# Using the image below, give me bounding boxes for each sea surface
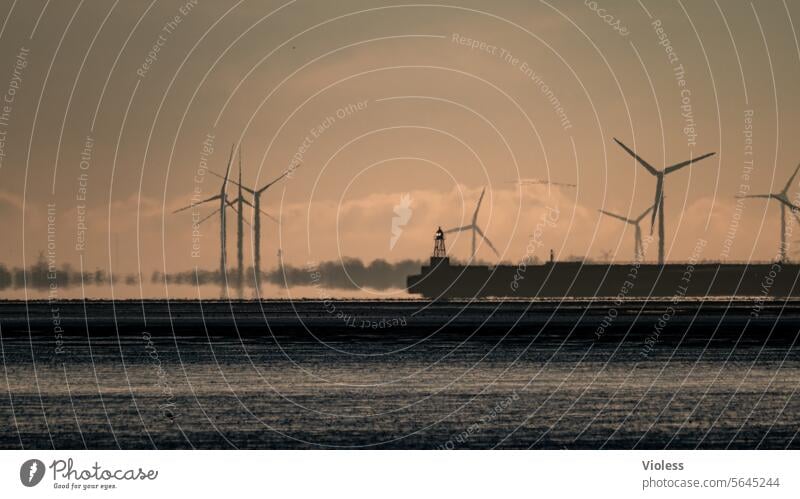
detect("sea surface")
[1,333,799,449]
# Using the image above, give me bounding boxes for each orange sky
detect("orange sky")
[2,0,800,297]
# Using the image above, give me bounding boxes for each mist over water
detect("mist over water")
[0,256,424,299]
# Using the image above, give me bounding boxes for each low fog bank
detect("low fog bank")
[0,253,636,293]
[155,258,424,291]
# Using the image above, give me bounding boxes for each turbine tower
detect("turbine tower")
[174,144,235,279]
[614,138,715,265]
[598,203,656,261]
[236,148,244,286]
[739,162,800,262]
[444,187,500,259]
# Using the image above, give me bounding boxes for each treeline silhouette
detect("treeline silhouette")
[154,258,424,291]
[0,254,424,292]
[280,258,422,290]
[0,253,139,290]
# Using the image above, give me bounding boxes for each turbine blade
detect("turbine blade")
[444,225,472,234]
[473,187,486,225]
[198,207,222,224]
[172,194,220,213]
[782,161,800,194]
[738,193,772,200]
[220,144,235,194]
[260,208,279,224]
[173,204,194,215]
[664,151,716,174]
[614,138,658,175]
[475,226,500,257]
[598,209,634,224]
[257,162,301,194]
[636,203,655,223]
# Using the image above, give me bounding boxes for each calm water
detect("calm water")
[1,335,799,449]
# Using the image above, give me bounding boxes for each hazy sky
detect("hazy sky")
[2,0,800,296]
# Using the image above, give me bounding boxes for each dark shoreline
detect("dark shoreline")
[2,298,799,343]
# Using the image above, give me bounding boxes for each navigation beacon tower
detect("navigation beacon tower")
[433,227,448,260]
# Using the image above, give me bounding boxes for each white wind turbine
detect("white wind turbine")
[444,187,499,259]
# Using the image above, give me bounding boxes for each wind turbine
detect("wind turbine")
[210,161,297,282]
[444,187,500,259]
[200,148,254,288]
[199,183,279,278]
[598,203,656,261]
[614,138,715,265]
[173,144,235,279]
[738,162,800,262]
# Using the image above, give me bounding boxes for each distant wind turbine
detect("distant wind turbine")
[738,162,800,262]
[444,187,499,259]
[174,144,235,278]
[205,146,260,286]
[598,202,656,261]
[198,188,279,270]
[210,161,298,282]
[614,138,716,265]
